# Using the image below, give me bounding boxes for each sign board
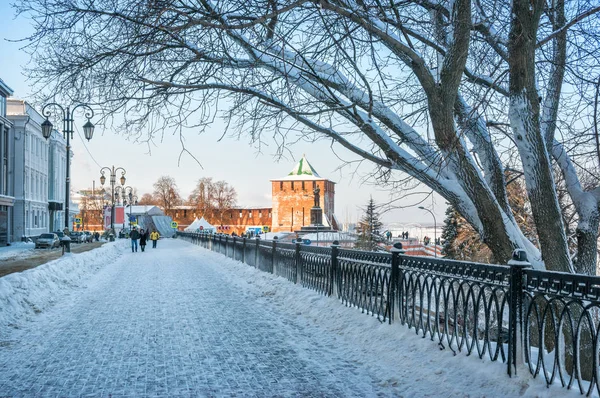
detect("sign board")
[129,216,136,222]
[74,217,82,225]
[171,221,178,229]
[303,239,311,245]
[199,226,204,230]
[262,226,269,232]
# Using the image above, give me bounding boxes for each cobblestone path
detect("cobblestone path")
[0,239,399,397]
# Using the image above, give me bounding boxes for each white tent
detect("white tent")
[184,217,216,233]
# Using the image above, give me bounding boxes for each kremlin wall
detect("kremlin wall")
[166,156,339,236]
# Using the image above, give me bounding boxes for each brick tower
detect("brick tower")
[271,156,337,233]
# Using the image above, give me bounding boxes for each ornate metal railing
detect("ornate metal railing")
[177,232,600,396]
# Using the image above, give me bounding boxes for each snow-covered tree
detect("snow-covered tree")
[16,0,600,273]
[355,198,385,251]
[441,206,459,259]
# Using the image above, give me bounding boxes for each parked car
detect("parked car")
[35,233,60,249]
[83,231,93,243]
[69,231,85,243]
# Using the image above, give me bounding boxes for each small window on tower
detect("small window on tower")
[291,181,294,190]
[239,210,242,218]
[280,181,283,190]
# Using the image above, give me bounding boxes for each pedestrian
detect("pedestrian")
[150,229,160,248]
[130,227,140,252]
[139,228,148,252]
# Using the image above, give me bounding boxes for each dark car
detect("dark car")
[35,233,60,249]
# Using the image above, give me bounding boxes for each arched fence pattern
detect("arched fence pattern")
[178,232,600,396]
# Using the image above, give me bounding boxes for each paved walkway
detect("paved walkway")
[0,239,400,397]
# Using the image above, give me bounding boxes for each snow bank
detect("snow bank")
[0,240,127,337]
[0,242,36,261]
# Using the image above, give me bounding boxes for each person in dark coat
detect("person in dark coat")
[130,227,140,252]
[139,228,148,252]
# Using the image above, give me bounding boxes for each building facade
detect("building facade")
[6,98,69,241]
[0,79,14,244]
[270,156,338,232]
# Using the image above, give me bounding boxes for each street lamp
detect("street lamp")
[41,103,95,230]
[124,188,138,231]
[99,166,126,233]
[118,186,136,231]
[418,206,437,257]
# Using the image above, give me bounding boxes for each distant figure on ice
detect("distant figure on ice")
[130,227,140,252]
[313,185,320,207]
[150,229,160,248]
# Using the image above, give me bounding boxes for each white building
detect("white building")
[0,79,14,245]
[7,99,69,240]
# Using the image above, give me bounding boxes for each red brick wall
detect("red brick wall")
[168,207,272,236]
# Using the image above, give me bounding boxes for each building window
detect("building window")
[239,210,242,218]
[280,181,283,190]
[249,211,252,218]
[291,181,294,190]
[312,181,316,189]
[302,181,305,190]
[259,210,262,217]
[269,210,272,218]
[184,209,187,217]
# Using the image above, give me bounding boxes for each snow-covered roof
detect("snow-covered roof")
[272,155,328,181]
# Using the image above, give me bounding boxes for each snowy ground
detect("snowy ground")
[0,238,579,397]
[0,241,36,261]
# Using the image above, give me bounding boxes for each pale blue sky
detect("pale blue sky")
[0,2,445,226]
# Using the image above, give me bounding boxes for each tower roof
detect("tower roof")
[289,155,321,178]
[272,155,326,181]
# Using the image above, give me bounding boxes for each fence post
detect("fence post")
[330,240,340,297]
[390,242,405,324]
[255,237,260,268]
[242,237,246,264]
[295,241,301,284]
[272,237,278,275]
[232,236,236,259]
[507,249,531,377]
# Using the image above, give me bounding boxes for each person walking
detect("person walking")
[139,228,148,252]
[150,229,160,248]
[130,227,140,252]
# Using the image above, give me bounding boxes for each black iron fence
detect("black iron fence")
[178,232,600,396]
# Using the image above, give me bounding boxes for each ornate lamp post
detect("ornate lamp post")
[99,166,126,233]
[41,103,95,229]
[122,187,137,231]
[418,206,437,257]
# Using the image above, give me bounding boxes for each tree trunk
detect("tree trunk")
[508,0,572,273]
